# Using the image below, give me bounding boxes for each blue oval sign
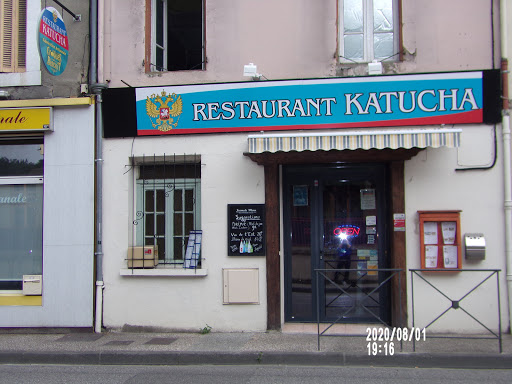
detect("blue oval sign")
[38,7,69,76]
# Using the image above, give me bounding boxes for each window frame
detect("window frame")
[135,178,201,266]
[145,0,205,73]
[338,0,400,64]
[0,137,44,292]
[0,0,40,86]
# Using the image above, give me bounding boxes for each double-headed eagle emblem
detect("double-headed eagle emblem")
[146,91,183,132]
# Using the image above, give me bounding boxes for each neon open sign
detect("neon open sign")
[333,225,361,238]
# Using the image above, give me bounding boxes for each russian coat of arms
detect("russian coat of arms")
[145,91,183,132]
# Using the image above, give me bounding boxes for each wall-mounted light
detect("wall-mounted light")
[243,63,262,80]
[368,60,383,76]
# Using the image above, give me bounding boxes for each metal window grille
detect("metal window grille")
[130,154,201,269]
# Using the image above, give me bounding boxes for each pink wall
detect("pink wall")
[100,0,499,88]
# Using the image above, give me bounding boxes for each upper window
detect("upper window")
[339,0,399,63]
[149,0,204,72]
[0,0,40,86]
[0,0,26,73]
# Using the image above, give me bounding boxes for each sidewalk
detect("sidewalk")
[0,328,511,369]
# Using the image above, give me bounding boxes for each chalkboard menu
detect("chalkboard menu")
[228,204,266,256]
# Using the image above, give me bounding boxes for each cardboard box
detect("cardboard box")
[127,246,159,268]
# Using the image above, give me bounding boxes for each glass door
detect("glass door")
[284,164,390,323]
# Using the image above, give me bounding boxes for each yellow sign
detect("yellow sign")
[0,107,52,132]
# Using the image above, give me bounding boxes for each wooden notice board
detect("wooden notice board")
[228,204,266,256]
[418,210,462,271]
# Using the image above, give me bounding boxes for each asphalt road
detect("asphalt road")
[0,364,511,384]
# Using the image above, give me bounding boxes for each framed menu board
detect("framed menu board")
[228,204,266,256]
[418,210,462,271]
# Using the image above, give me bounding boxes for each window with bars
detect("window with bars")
[132,155,201,268]
[0,0,26,73]
[339,0,398,63]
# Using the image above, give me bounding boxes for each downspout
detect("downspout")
[90,0,109,333]
[500,0,512,333]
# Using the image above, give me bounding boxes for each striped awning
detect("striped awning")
[247,128,462,154]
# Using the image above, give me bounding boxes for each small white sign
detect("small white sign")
[443,245,458,268]
[423,222,438,245]
[425,245,438,268]
[366,215,377,226]
[441,222,456,244]
[360,189,376,210]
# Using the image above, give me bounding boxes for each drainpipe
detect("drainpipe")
[90,0,109,333]
[500,0,512,333]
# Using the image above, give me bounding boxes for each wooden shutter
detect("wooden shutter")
[0,0,26,73]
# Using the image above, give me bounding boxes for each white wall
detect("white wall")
[0,105,95,327]
[405,124,507,332]
[102,133,267,332]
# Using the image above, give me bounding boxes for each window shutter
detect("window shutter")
[0,0,14,72]
[16,0,26,71]
[0,0,26,73]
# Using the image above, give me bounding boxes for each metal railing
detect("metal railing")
[315,268,404,351]
[410,269,502,353]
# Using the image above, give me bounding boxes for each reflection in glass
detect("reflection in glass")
[0,184,43,284]
[322,180,380,322]
[0,141,44,177]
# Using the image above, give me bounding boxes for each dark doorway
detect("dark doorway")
[283,164,390,323]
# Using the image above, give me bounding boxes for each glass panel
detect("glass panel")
[374,32,394,59]
[137,164,201,180]
[185,212,194,235]
[156,0,164,47]
[145,237,154,245]
[373,0,393,32]
[145,213,154,235]
[157,237,165,261]
[185,189,194,211]
[174,237,183,260]
[156,48,164,71]
[145,190,154,212]
[343,0,363,33]
[0,141,44,177]
[290,185,312,320]
[156,214,165,236]
[174,189,182,211]
[174,213,182,235]
[322,179,380,322]
[156,189,165,212]
[344,34,364,60]
[0,184,43,284]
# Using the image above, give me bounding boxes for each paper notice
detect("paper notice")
[425,245,438,268]
[360,189,376,210]
[368,261,378,276]
[423,222,438,245]
[441,222,456,245]
[366,216,377,226]
[443,246,458,268]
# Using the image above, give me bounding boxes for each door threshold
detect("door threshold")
[282,323,382,335]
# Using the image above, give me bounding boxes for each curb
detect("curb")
[1,350,512,368]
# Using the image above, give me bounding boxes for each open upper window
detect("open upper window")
[339,0,399,63]
[146,0,204,72]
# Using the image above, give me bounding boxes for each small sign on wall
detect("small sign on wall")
[393,213,406,232]
[228,204,266,256]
